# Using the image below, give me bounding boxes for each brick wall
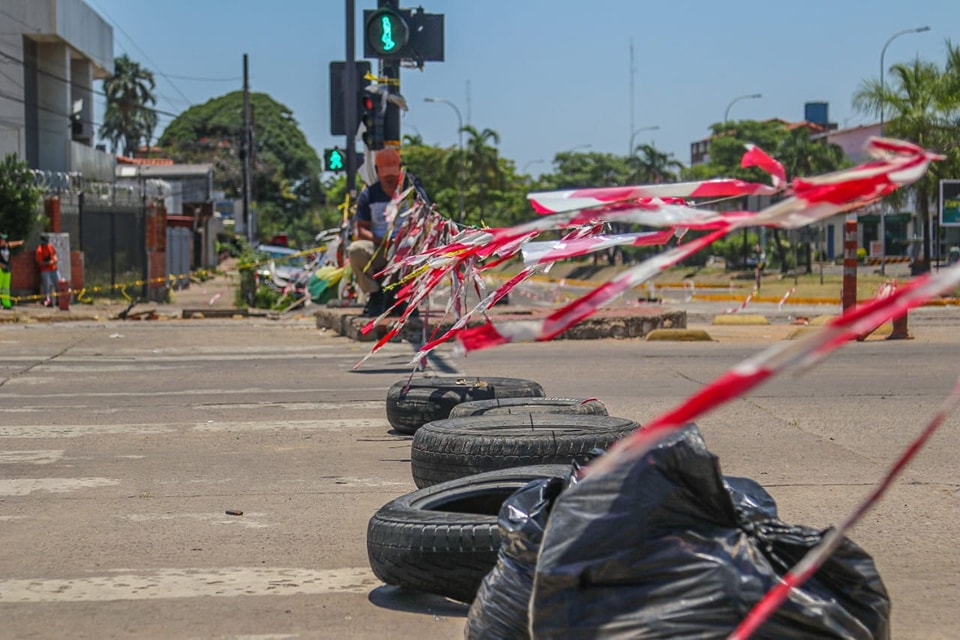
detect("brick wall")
[145,204,168,302]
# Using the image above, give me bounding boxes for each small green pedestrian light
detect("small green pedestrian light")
[365,9,409,57]
[380,15,396,51]
[324,148,345,172]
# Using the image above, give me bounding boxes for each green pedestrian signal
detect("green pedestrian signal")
[324,148,345,172]
[365,9,409,57]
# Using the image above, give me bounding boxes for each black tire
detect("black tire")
[448,396,608,419]
[411,414,638,488]
[385,376,545,435]
[366,465,570,603]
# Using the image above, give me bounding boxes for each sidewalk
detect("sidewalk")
[0,262,247,324]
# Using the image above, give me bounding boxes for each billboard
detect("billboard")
[940,179,960,227]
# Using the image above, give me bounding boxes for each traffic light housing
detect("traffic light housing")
[323,148,345,173]
[359,89,382,150]
[364,7,409,58]
[363,7,444,64]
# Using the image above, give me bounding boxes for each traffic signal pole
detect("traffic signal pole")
[382,59,401,147]
[344,0,358,196]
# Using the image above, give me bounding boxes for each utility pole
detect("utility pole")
[241,53,253,244]
[380,0,401,147]
[628,38,635,156]
[344,0,358,197]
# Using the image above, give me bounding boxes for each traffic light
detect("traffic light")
[359,89,382,150]
[323,148,345,172]
[364,7,409,57]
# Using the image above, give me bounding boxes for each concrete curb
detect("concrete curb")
[711,314,770,326]
[645,328,713,342]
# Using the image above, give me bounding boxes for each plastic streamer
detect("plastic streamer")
[729,374,960,639]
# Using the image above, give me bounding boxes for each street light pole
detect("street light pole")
[724,93,762,126]
[724,94,761,267]
[628,125,660,158]
[879,26,930,275]
[424,97,465,223]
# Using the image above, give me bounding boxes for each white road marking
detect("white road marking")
[2,419,388,438]
[0,450,64,464]
[0,387,388,400]
[0,567,378,602]
[1,424,176,438]
[0,477,119,496]
[326,476,407,488]
[120,512,271,529]
[191,401,384,412]
[192,419,386,432]
[0,401,383,414]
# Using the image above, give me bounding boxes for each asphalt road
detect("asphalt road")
[1,313,958,638]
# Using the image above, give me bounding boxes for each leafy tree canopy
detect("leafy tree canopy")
[0,153,41,243]
[158,92,324,245]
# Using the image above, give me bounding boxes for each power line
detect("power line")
[161,73,242,82]
[0,9,40,32]
[0,49,182,119]
[84,0,194,109]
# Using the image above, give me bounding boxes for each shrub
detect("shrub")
[0,154,41,242]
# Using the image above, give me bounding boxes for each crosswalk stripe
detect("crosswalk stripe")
[2,419,388,438]
[0,450,64,464]
[0,567,378,602]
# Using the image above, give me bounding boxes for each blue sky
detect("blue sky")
[89,0,960,176]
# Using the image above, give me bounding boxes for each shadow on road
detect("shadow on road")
[368,585,470,617]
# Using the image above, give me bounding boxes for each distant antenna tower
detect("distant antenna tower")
[629,38,635,156]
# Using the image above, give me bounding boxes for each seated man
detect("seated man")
[348,148,404,317]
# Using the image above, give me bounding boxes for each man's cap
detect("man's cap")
[374,148,401,176]
[0,232,7,239]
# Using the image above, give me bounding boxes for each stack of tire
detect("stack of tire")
[367,375,639,603]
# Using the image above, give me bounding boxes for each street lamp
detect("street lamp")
[724,94,761,267]
[628,125,660,157]
[879,26,930,275]
[723,93,762,125]
[424,97,465,223]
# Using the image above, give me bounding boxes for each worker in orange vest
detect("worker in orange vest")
[35,234,59,307]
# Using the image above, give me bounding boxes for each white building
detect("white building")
[0,0,115,180]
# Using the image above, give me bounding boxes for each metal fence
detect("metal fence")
[80,188,147,298]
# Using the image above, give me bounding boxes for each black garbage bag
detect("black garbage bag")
[466,463,787,639]
[530,423,891,640]
[465,475,567,640]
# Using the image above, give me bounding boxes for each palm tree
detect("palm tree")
[853,43,960,270]
[630,143,682,184]
[99,55,158,157]
[461,125,501,223]
[776,126,847,179]
[774,126,849,272]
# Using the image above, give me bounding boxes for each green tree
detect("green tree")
[461,125,502,224]
[99,55,158,157]
[0,153,41,242]
[693,119,788,182]
[537,151,632,190]
[159,92,324,246]
[775,125,848,179]
[630,143,683,183]
[853,41,960,269]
